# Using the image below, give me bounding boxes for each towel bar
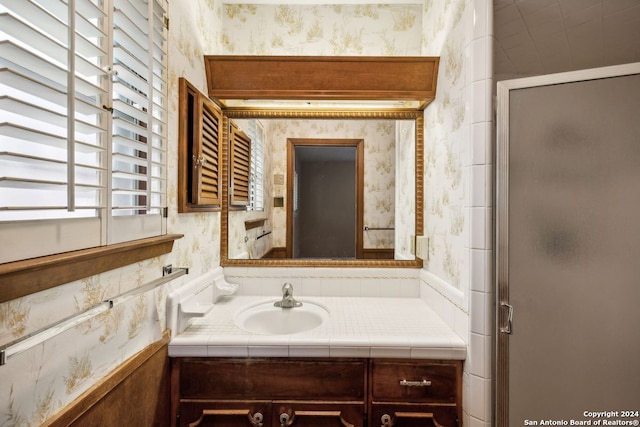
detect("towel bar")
[0,266,188,365]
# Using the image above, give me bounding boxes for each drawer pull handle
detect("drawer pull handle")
[381,412,444,427]
[400,379,432,387]
[279,412,293,427]
[249,411,264,427]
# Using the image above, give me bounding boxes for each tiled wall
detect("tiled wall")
[421,0,494,426]
[224,267,420,299]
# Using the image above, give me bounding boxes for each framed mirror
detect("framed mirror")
[220,110,424,268]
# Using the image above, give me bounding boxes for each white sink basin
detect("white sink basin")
[234,300,329,335]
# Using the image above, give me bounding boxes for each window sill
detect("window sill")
[0,234,183,303]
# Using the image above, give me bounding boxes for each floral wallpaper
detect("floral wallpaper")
[422,0,469,291]
[0,0,483,424]
[395,120,416,260]
[220,4,422,56]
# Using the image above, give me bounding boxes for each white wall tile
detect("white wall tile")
[471,165,489,207]
[472,79,493,123]
[470,290,488,335]
[473,0,491,40]
[300,277,324,296]
[471,122,489,165]
[472,37,490,81]
[470,207,493,250]
[469,332,493,378]
[401,279,420,297]
[339,279,362,297]
[321,280,342,296]
[469,375,492,421]
[470,248,491,292]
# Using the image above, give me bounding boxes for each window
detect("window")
[247,119,264,211]
[0,0,168,264]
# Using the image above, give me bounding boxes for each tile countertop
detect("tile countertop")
[168,296,467,360]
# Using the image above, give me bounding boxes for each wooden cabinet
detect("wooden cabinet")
[171,358,462,427]
[172,358,366,427]
[369,360,462,427]
[178,77,223,213]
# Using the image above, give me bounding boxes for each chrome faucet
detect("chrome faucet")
[274,283,302,308]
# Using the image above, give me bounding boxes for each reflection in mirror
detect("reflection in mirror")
[290,140,361,259]
[223,112,422,267]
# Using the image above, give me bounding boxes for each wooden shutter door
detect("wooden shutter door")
[229,122,251,207]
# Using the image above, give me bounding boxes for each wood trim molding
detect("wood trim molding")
[204,56,439,109]
[223,258,422,268]
[0,234,183,303]
[220,116,230,265]
[415,115,424,237]
[220,110,423,269]
[285,138,364,259]
[226,110,422,120]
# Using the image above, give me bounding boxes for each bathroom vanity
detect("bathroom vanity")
[171,357,462,427]
[167,285,466,427]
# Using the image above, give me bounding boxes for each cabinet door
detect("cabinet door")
[179,401,270,427]
[370,404,457,427]
[274,402,364,427]
[178,77,223,213]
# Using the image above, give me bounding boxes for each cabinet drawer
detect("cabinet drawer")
[273,402,364,427]
[370,360,459,403]
[370,403,458,427]
[179,400,271,427]
[179,358,366,400]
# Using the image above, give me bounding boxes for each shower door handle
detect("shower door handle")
[500,302,513,334]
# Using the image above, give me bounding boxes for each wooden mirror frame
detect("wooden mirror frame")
[220,109,423,268]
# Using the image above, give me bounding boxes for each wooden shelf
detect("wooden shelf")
[204,56,439,110]
[244,218,267,230]
[0,234,183,303]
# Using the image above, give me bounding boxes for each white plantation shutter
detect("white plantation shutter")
[109,0,167,242]
[247,119,264,211]
[0,0,168,263]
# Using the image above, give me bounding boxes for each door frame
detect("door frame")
[286,138,364,259]
[495,62,640,426]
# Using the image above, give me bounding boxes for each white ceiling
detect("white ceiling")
[494,0,640,80]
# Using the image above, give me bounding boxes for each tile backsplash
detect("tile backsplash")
[223,267,420,298]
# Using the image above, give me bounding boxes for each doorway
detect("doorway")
[286,138,364,259]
